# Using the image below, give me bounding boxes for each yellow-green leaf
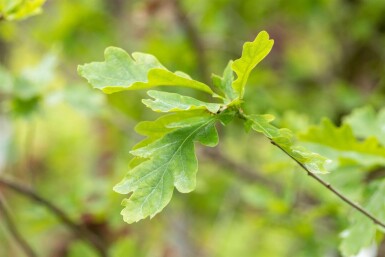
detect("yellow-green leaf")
[0,0,46,21]
[232,31,274,98]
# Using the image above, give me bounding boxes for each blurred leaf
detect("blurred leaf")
[111,238,140,257]
[0,66,13,94]
[78,47,214,95]
[21,54,57,87]
[3,54,58,117]
[300,118,385,169]
[68,241,98,257]
[232,31,274,98]
[11,95,40,117]
[344,106,385,146]
[340,180,385,256]
[0,0,46,21]
[13,55,57,99]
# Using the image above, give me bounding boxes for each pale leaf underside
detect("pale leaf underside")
[142,90,222,113]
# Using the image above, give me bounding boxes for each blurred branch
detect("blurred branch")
[270,140,385,230]
[170,0,210,83]
[0,197,37,257]
[23,122,36,186]
[201,147,282,193]
[365,168,385,183]
[0,177,109,257]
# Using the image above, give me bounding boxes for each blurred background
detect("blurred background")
[1,0,385,256]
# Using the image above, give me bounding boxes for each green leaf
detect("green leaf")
[114,114,219,223]
[212,61,237,102]
[78,47,214,95]
[127,112,214,183]
[299,118,385,169]
[132,111,206,149]
[142,90,222,113]
[340,180,385,256]
[231,31,274,98]
[246,114,278,138]
[0,0,46,21]
[344,106,385,146]
[247,114,327,173]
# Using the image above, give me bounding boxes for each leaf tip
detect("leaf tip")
[104,46,122,55]
[77,64,84,76]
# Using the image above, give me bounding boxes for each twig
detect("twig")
[171,0,210,83]
[0,197,37,257]
[0,177,108,257]
[270,140,385,229]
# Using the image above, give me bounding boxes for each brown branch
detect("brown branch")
[171,0,210,83]
[0,177,108,257]
[0,197,37,257]
[270,140,385,229]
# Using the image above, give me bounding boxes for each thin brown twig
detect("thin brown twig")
[0,177,108,257]
[235,105,385,228]
[171,0,210,83]
[0,197,37,257]
[270,140,385,229]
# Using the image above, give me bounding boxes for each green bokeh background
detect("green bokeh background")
[1,0,385,256]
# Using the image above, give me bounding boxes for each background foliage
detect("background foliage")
[1,0,385,256]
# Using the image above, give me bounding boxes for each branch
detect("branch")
[201,147,282,193]
[0,197,37,257]
[171,0,210,83]
[270,140,385,230]
[0,177,108,257]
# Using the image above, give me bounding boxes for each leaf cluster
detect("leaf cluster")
[79,31,327,223]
